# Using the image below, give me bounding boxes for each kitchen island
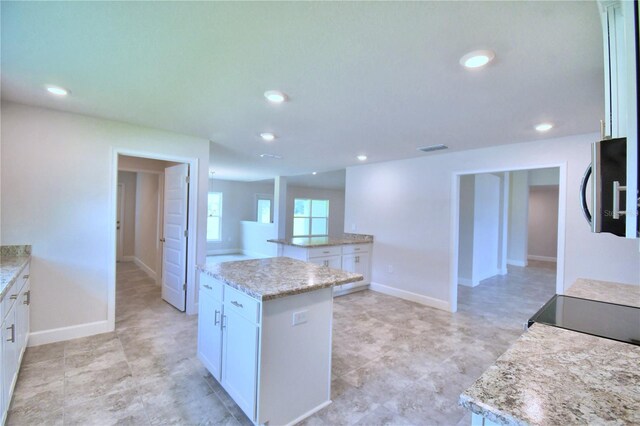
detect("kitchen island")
[268,233,373,295]
[197,257,363,426]
[459,279,640,425]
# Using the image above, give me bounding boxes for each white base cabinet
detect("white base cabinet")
[198,272,333,426]
[277,243,372,296]
[1,262,31,424]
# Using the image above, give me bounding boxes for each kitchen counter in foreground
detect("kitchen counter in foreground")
[460,279,640,425]
[198,256,363,301]
[0,245,31,300]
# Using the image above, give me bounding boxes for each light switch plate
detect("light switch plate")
[292,310,308,326]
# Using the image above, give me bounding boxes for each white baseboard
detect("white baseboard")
[458,277,477,287]
[370,282,450,312]
[120,256,135,262]
[133,257,156,280]
[528,255,557,262]
[28,320,112,347]
[499,267,508,275]
[207,248,242,256]
[507,259,527,267]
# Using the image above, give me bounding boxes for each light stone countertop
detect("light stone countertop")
[460,279,640,425]
[1,246,31,301]
[460,323,640,426]
[268,233,373,248]
[198,257,363,301]
[566,278,640,308]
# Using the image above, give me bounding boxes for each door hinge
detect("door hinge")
[183,283,187,291]
[184,229,188,238]
[185,175,190,184]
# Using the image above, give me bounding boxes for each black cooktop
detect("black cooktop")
[528,295,640,346]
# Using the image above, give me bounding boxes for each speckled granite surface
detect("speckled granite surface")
[198,257,363,301]
[566,278,640,308]
[1,245,31,300]
[460,323,640,425]
[268,234,373,248]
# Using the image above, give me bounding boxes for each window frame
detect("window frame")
[292,198,330,237]
[207,191,223,242]
[255,194,273,224]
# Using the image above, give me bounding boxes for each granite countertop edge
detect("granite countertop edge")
[197,262,363,301]
[0,256,31,301]
[267,238,373,248]
[459,392,527,426]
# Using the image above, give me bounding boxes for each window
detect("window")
[293,198,329,237]
[257,198,272,224]
[207,192,222,241]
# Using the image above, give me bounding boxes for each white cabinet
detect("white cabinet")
[308,255,342,269]
[1,262,30,423]
[599,0,638,237]
[197,282,223,381]
[197,271,334,426]
[341,252,371,293]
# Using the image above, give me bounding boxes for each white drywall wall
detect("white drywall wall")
[528,186,559,260]
[508,170,529,267]
[528,167,560,186]
[457,175,475,284]
[472,174,501,283]
[344,132,640,311]
[241,221,278,258]
[134,172,159,275]
[0,102,209,339]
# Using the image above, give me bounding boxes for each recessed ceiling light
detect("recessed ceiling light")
[460,50,495,69]
[45,85,69,96]
[264,90,287,103]
[260,132,276,142]
[535,123,553,132]
[357,155,368,161]
[259,153,283,159]
[312,172,317,175]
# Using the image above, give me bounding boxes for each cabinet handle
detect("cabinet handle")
[24,290,30,306]
[160,238,166,242]
[231,300,243,308]
[323,260,329,267]
[221,315,227,329]
[6,324,15,343]
[203,284,213,290]
[214,309,221,326]
[356,256,359,263]
[9,294,18,300]
[23,274,30,279]
[612,181,627,219]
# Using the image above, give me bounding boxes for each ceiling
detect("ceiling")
[1,1,604,181]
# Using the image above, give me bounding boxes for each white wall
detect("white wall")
[117,171,136,258]
[134,172,159,275]
[345,133,640,311]
[528,186,559,260]
[207,179,274,254]
[286,186,345,238]
[528,167,560,186]
[241,221,278,258]
[507,170,529,267]
[0,102,209,341]
[472,174,501,283]
[457,175,475,284]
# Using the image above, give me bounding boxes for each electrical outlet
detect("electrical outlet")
[388,264,394,273]
[292,310,308,326]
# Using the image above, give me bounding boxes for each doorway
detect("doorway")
[110,152,199,329]
[450,165,566,313]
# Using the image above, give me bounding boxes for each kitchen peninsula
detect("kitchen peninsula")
[459,279,640,425]
[197,257,363,426]
[268,233,373,295]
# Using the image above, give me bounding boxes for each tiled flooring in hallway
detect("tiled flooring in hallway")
[8,261,556,425]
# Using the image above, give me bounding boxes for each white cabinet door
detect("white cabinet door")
[2,305,17,414]
[309,255,342,269]
[197,290,223,381]
[17,279,30,353]
[221,309,258,421]
[354,252,371,284]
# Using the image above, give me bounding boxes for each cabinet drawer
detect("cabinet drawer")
[200,273,223,301]
[1,263,28,322]
[308,246,342,258]
[224,285,261,324]
[342,244,370,255]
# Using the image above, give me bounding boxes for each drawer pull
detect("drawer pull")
[214,310,221,326]
[6,324,15,343]
[24,290,31,306]
[203,284,213,290]
[323,250,330,254]
[9,294,18,300]
[23,274,30,279]
[231,300,243,308]
[354,248,360,251]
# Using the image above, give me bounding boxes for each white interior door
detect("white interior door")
[116,183,124,262]
[162,164,189,311]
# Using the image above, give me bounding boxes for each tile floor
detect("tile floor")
[7,260,556,425]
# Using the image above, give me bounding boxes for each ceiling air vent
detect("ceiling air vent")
[417,144,448,153]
